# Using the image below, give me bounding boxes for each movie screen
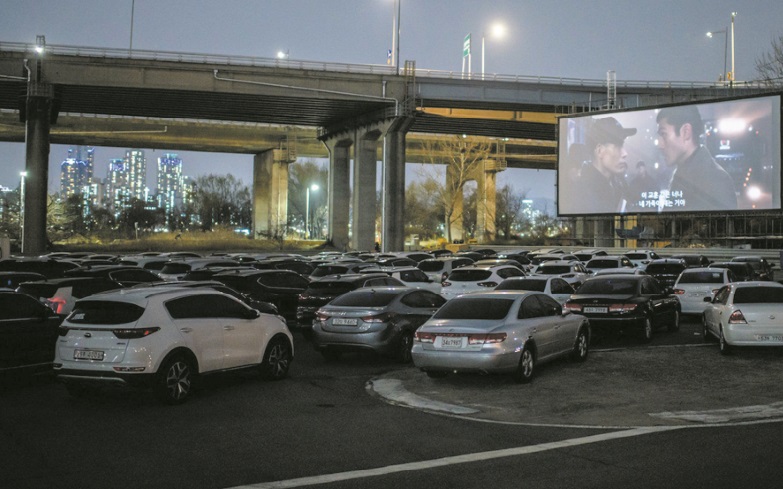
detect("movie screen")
[557,94,781,216]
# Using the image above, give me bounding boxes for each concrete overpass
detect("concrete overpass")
[0,41,754,253]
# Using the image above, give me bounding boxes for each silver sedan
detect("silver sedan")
[702,281,783,355]
[411,291,590,383]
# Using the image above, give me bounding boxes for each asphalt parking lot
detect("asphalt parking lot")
[370,317,783,428]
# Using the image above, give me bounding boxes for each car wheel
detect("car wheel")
[640,317,653,343]
[426,370,448,379]
[667,310,680,332]
[154,355,194,405]
[398,331,415,363]
[570,326,589,362]
[513,346,535,384]
[260,336,292,380]
[719,327,732,355]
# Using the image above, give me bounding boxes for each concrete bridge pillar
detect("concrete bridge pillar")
[380,122,412,252]
[352,129,381,251]
[475,163,497,243]
[324,138,351,250]
[253,149,292,239]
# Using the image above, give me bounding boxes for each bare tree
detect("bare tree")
[755,34,783,87]
[417,136,492,242]
[495,184,527,239]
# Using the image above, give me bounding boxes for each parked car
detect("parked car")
[54,287,293,404]
[16,277,123,317]
[309,262,379,280]
[494,276,575,305]
[312,287,446,362]
[63,265,163,287]
[0,257,80,278]
[441,264,526,300]
[574,249,607,263]
[644,258,688,289]
[417,256,475,283]
[709,261,756,282]
[252,258,315,276]
[593,268,648,276]
[0,290,63,377]
[117,255,171,272]
[212,269,309,323]
[584,255,635,274]
[533,260,589,288]
[565,274,680,342]
[672,267,733,315]
[670,254,711,268]
[295,273,405,334]
[0,271,46,290]
[157,258,246,281]
[360,266,442,293]
[730,256,775,281]
[702,282,783,355]
[623,250,662,269]
[412,291,590,383]
[131,280,280,316]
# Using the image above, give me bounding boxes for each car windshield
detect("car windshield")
[160,263,190,274]
[537,266,571,275]
[733,287,783,303]
[678,271,725,284]
[447,269,492,282]
[68,300,145,325]
[417,261,445,272]
[495,279,546,292]
[578,278,638,295]
[311,266,349,277]
[645,264,684,274]
[306,282,355,295]
[433,297,513,320]
[625,253,648,260]
[587,259,619,269]
[330,290,397,307]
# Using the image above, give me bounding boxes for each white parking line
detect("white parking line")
[227,426,680,489]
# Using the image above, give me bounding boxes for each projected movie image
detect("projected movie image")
[557,94,782,216]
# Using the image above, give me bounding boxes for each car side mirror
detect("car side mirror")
[245,308,261,320]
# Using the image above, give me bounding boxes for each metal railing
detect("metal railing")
[2,41,772,91]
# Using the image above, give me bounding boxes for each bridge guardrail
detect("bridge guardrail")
[2,41,770,91]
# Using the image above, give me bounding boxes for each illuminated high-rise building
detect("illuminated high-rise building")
[125,149,147,201]
[156,153,183,217]
[108,158,132,216]
[59,146,94,197]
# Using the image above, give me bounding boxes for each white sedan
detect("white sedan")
[494,276,575,305]
[702,282,783,355]
[411,291,590,383]
[533,260,589,288]
[673,267,732,314]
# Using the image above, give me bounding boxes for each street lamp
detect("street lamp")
[305,184,319,239]
[482,23,505,79]
[706,28,728,82]
[276,50,289,60]
[19,171,27,254]
[730,11,737,84]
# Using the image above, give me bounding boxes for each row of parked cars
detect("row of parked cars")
[2,247,782,404]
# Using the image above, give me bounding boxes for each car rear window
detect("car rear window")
[578,278,638,295]
[17,282,60,298]
[306,282,355,295]
[433,297,513,320]
[447,269,492,282]
[330,290,397,307]
[495,279,546,292]
[587,259,619,269]
[417,261,445,272]
[311,265,349,277]
[678,271,725,284]
[537,265,571,275]
[625,253,648,260]
[67,301,145,324]
[160,263,191,274]
[733,287,783,303]
[645,264,685,274]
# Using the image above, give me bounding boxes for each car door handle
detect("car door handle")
[223,325,235,331]
[180,327,193,333]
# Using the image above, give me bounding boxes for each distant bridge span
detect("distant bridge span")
[0,41,758,253]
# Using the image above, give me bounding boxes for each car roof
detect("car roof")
[311,272,390,283]
[76,286,220,306]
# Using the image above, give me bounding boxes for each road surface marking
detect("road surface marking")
[650,401,783,423]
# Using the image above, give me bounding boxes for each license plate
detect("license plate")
[755,335,783,342]
[438,336,465,348]
[332,318,358,326]
[583,307,608,313]
[74,349,104,361]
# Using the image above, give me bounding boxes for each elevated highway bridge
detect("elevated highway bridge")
[0,41,759,253]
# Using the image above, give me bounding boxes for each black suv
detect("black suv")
[295,273,405,335]
[213,269,310,323]
[644,258,687,288]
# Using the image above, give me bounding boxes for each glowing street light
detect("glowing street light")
[305,184,319,239]
[706,28,728,82]
[482,23,506,79]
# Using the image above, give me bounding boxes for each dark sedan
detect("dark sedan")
[0,290,63,377]
[565,274,680,342]
[213,269,310,323]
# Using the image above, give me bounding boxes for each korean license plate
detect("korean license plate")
[437,336,465,349]
[755,335,783,342]
[583,307,608,313]
[74,349,104,361]
[332,318,358,326]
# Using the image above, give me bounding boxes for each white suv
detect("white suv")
[441,264,525,299]
[54,287,293,404]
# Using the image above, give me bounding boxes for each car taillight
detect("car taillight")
[564,303,582,312]
[415,331,436,343]
[478,281,498,288]
[728,310,747,324]
[468,333,506,345]
[45,297,67,315]
[673,289,685,295]
[112,327,160,339]
[362,312,393,323]
[609,304,637,313]
[315,311,329,321]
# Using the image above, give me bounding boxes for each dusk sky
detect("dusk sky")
[1,0,781,205]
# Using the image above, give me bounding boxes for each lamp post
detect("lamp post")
[730,11,737,85]
[392,0,401,74]
[19,171,26,254]
[706,28,728,82]
[481,23,505,80]
[305,184,319,239]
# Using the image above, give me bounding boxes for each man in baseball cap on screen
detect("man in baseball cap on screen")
[577,117,637,213]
